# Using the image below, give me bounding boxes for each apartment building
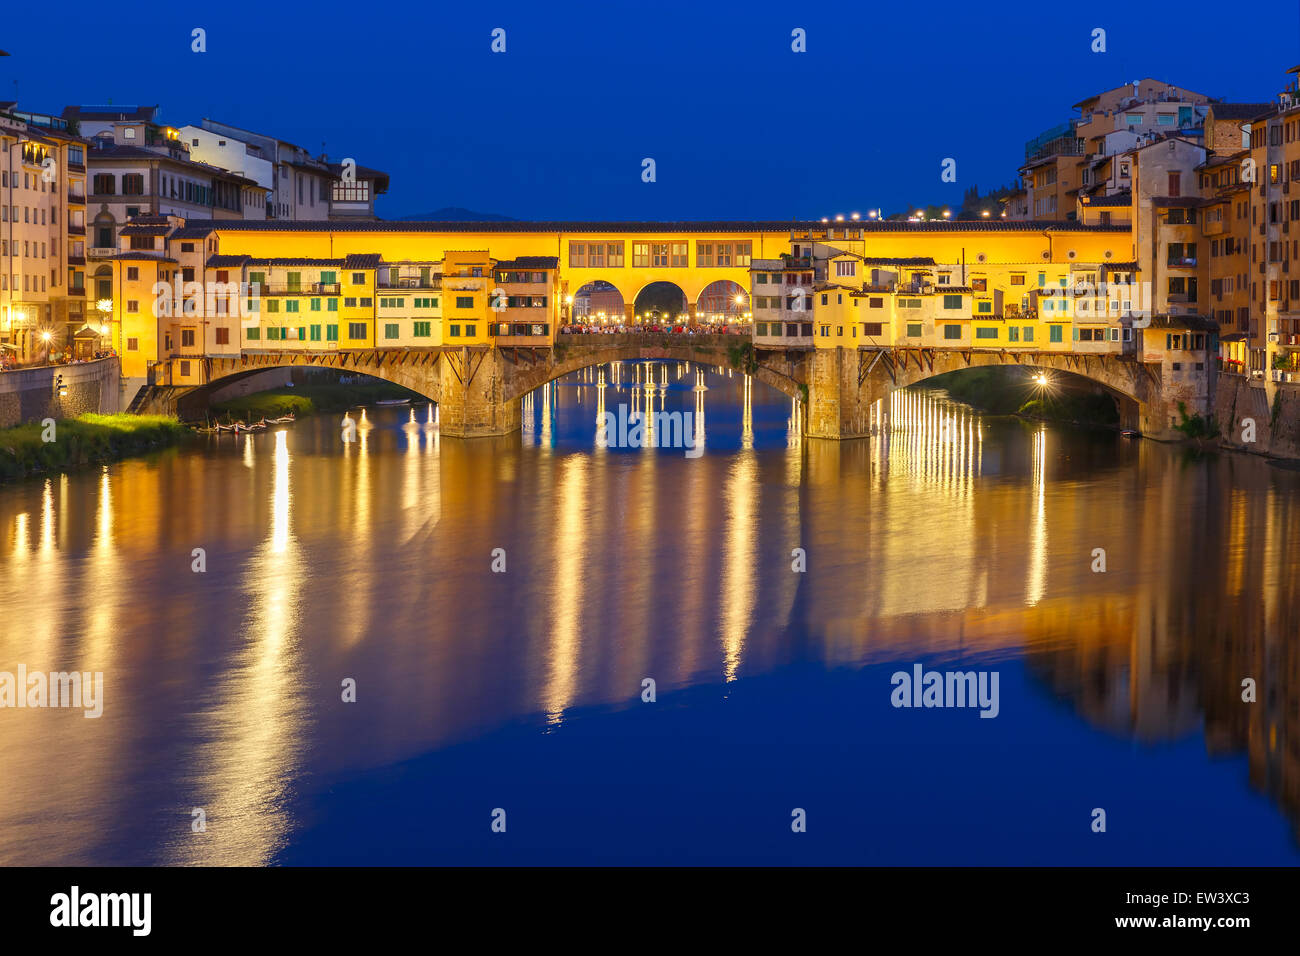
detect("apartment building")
[751,238,1138,356]
[182,119,389,221]
[0,104,93,363]
[1245,68,1300,381]
[1021,79,1213,223]
[490,257,560,346]
[66,106,269,256]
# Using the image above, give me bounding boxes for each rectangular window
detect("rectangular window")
[1049,325,1063,343]
[943,294,963,310]
[607,243,624,267]
[326,324,339,340]
[906,323,922,337]
[449,324,461,337]
[569,242,586,268]
[286,300,299,313]
[327,299,338,312]
[384,323,399,339]
[943,324,962,340]
[835,260,856,277]
[632,242,651,268]
[310,325,322,341]
[1023,327,1033,342]
[1008,327,1019,342]
[456,296,473,309]
[181,329,195,347]
[465,324,476,337]
[975,327,998,339]
[245,328,259,341]
[695,242,712,268]
[348,322,366,339]
[310,298,321,311]
[413,321,431,337]
[670,242,688,268]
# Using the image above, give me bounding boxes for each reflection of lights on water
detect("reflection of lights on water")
[1026,426,1048,606]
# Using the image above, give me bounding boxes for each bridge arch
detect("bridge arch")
[848,348,1153,435]
[569,279,629,325]
[695,279,748,321]
[631,281,689,324]
[506,335,804,404]
[162,351,446,420]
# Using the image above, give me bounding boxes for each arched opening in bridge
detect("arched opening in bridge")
[570,280,626,326]
[695,279,750,324]
[632,282,688,326]
[175,365,431,423]
[916,365,1125,426]
[519,357,801,446]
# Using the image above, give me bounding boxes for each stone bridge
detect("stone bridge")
[147,333,1185,439]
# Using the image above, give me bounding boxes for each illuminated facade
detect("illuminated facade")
[0,105,90,364]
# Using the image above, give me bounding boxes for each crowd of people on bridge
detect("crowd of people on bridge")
[558,322,751,336]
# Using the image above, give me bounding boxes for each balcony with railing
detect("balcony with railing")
[67,190,85,205]
[377,277,442,291]
[257,282,341,295]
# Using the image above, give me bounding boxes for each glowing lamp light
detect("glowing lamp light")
[40,331,51,343]
[851,212,860,220]
[981,210,991,217]
[942,210,951,219]
[1034,374,1049,386]
[734,293,745,304]
[835,214,845,222]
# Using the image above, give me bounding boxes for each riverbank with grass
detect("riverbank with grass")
[923,367,1120,427]
[208,381,422,423]
[0,414,192,483]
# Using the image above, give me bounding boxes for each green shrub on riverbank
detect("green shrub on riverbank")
[1018,392,1120,426]
[0,414,191,482]
[209,382,418,421]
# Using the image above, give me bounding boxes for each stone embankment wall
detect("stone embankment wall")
[0,359,121,427]
[1214,376,1300,459]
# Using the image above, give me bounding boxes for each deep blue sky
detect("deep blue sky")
[6,1,1299,220]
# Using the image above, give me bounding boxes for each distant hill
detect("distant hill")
[390,207,516,222]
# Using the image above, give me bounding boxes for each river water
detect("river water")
[1,361,1297,865]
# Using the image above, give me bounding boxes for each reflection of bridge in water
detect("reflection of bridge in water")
[4,375,1297,860]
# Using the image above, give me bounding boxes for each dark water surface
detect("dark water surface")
[1,362,1298,865]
